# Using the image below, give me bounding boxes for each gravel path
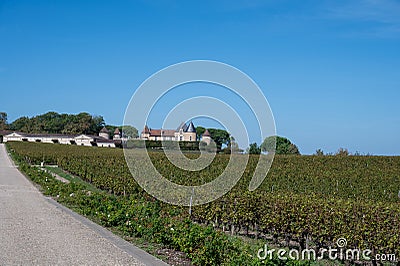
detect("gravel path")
[0,143,168,266]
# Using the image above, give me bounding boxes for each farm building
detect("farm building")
[2,126,120,148]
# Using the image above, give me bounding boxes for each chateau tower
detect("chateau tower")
[201,129,211,145]
[99,126,109,139]
[113,128,121,140]
[185,121,197,142]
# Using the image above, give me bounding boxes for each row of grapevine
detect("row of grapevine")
[7,142,400,257]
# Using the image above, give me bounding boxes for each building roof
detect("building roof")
[114,128,120,134]
[202,129,211,137]
[4,132,27,137]
[75,134,95,140]
[4,131,78,138]
[147,129,176,137]
[93,136,115,143]
[0,130,12,136]
[141,122,197,137]
[100,127,109,133]
[149,129,161,136]
[186,121,196,133]
[161,129,176,137]
[176,122,188,132]
[143,125,150,134]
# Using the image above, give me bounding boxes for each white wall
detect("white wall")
[3,133,23,142]
[97,142,116,148]
[74,135,93,146]
[3,133,119,148]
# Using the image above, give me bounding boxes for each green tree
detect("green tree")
[230,140,243,153]
[335,148,349,156]
[89,115,105,135]
[207,128,230,151]
[105,125,138,139]
[40,112,63,133]
[315,149,324,156]
[0,112,7,130]
[77,112,92,134]
[222,137,243,154]
[60,112,104,135]
[196,127,230,151]
[196,126,205,141]
[10,116,31,132]
[261,136,300,155]
[247,142,261,154]
[10,112,105,135]
[61,113,90,134]
[121,125,138,138]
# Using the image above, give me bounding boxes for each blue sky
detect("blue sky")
[0,0,399,154]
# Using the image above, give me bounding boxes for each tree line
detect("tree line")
[1,111,301,154]
[248,135,300,155]
[196,126,300,155]
[4,111,105,135]
[0,111,138,138]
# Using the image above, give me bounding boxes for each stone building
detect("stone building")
[140,121,197,142]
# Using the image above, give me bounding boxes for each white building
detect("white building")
[2,128,116,148]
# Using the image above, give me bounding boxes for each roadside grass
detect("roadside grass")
[43,166,185,264]
[44,166,102,192]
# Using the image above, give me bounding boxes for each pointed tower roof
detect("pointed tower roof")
[186,121,196,133]
[143,125,150,133]
[176,122,188,132]
[202,129,210,137]
[114,128,120,135]
[100,126,109,133]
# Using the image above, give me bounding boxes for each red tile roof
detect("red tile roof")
[100,127,109,133]
[202,129,211,137]
[149,129,176,137]
[143,125,150,133]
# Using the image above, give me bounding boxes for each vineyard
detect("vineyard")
[7,142,400,264]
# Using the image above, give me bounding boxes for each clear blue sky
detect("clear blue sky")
[0,0,399,155]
